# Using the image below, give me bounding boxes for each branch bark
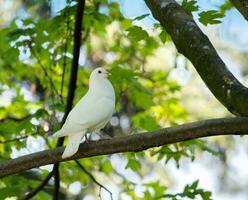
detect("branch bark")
[62,0,85,122]
[145,0,248,116]
[1,117,248,178]
[230,0,248,20]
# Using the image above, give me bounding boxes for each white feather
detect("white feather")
[54,67,115,158]
[61,131,85,159]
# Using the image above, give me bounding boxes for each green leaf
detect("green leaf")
[33,108,48,118]
[163,180,212,200]
[145,181,167,198]
[121,19,132,29]
[109,2,123,19]
[127,26,149,41]
[132,113,160,131]
[182,0,199,16]
[100,159,113,175]
[199,10,225,26]
[159,30,167,44]
[125,158,141,171]
[134,13,150,21]
[0,186,23,199]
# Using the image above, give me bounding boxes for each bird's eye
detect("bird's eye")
[98,70,102,74]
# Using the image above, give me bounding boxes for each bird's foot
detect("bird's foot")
[84,134,90,143]
[98,131,113,140]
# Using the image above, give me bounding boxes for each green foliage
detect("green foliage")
[125,157,141,171]
[127,26,149,41]
[164,180,212,200]
[132,112,161,131]
[0,175,28,199]
[144,181,167,198]
[0,0,231,199]
[199,10,225,26]
[182,0,199,16]
[181,0,228,26]
[151,139,218,167]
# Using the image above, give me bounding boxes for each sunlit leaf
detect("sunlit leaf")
[199,10,225,25]
[134,13,150,21]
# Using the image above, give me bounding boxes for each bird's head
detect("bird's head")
[90,67,110,80]
[89,67,115,97]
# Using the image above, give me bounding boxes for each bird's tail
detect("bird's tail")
[62,131,85,159]
[53,129,67,138]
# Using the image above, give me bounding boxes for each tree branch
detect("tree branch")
[53,164,60,200]
[0,115,30,122]
[1,117,248,178]
[0,132,43,144]
[30,47,60,96]
[145,0,248,116]
[53,0,86,199]
[21,172,53,200]
[60,1,70,98]
[61,0,85,123]
[230,0,248,20]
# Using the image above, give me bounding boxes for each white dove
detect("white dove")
[54,67,115,159]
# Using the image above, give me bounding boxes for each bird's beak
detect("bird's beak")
[106,70,111,77]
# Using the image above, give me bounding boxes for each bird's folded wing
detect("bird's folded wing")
[60,97,115,135]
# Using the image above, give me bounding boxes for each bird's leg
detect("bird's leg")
[98,130,113,140]
[84,134,90,143]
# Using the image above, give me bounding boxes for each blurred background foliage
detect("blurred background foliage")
[0,0,248,199]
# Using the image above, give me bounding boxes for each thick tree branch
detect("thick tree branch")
[230,0,248,20]
[145,0,248,116]
[1,117,248,178]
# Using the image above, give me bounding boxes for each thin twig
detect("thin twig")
[49,48,56,105]
[21,172,54,200]
[60,2,70,98]
[0,132,44,144]
[75,160,113,200]
[30,48,60,96]
[0,115,30,122]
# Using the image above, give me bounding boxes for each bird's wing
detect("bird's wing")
[59,96,115,136]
